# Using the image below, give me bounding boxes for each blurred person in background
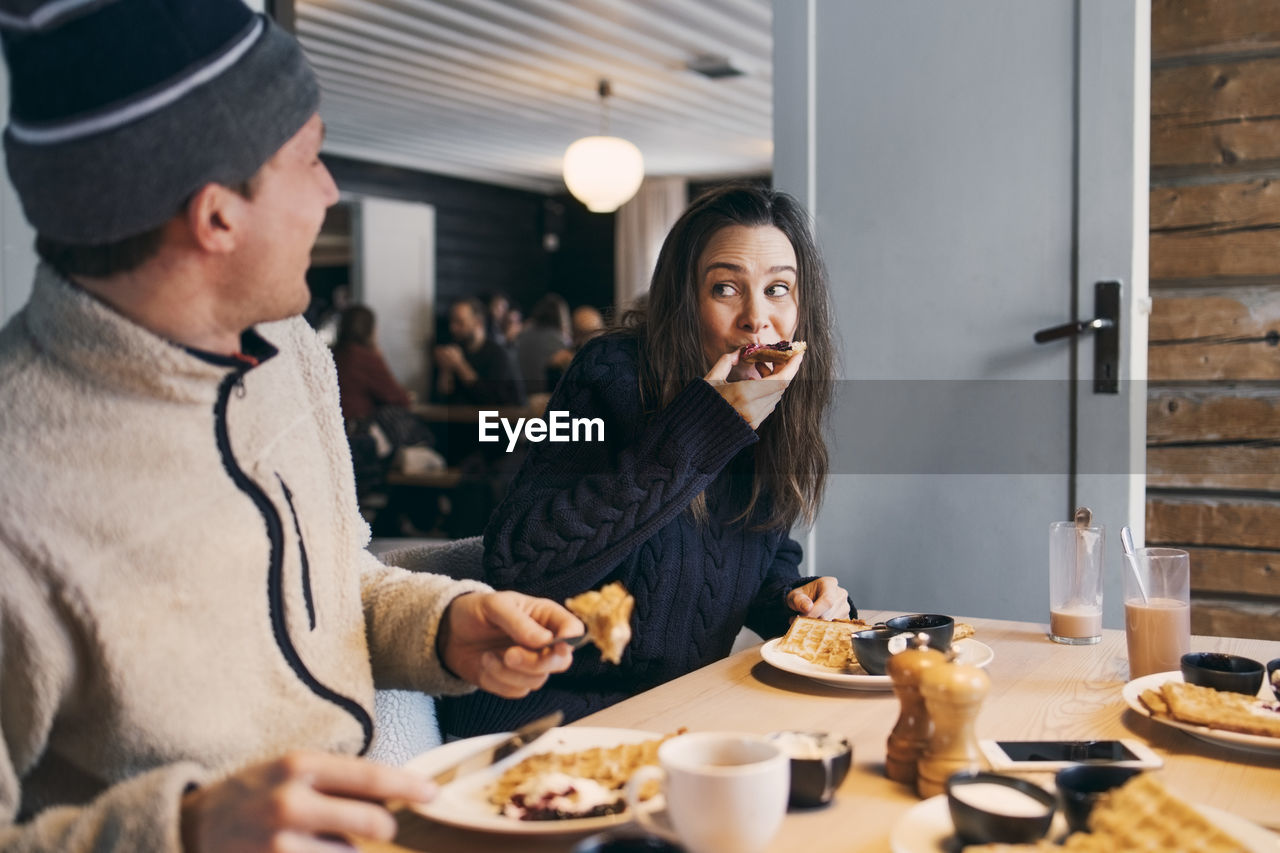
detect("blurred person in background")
[500,304,524,348]
[332,304,412,423]
[307,282,350,346]
[549,302,607,378]
[515,292,572,395]
[431,297,527,536]
[571,304,605,348]
[432,296,525,409]
[485,290,514,346]
[332,304,439,505]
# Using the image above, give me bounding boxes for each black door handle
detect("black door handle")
[1033,281,1122,394]
[1033,317,1114,343]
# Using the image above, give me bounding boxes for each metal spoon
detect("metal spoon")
[1070,507,1093,604]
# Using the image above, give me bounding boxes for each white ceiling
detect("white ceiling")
[295,0,774,194]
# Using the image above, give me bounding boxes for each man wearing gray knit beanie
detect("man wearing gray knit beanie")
[0,2,582,851]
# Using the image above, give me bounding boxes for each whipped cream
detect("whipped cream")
[501,772,621,821]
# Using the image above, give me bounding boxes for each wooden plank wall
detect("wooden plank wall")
[1149,0,1280,639]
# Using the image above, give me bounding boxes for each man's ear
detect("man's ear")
[185,183,244,253]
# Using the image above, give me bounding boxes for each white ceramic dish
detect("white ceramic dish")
[1123,670,1280,756]
[403,726,663,835]
[889,793,1278,853]
[889,795,1065,853]
[759,637,994,691]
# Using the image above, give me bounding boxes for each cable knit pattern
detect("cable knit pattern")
[439,334,812,737]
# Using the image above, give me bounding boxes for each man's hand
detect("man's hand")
[786,577,851,621]
[433,344,479,387]
[180,751,435,853]
[439,591,583,698]
[433,344,465,372]
[704,349,803,430]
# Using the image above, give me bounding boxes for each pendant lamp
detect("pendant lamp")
[563,80,644,213]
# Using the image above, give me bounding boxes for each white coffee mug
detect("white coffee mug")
[624,732,789,853]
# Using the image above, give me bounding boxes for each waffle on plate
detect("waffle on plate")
[487,729,684,821]
[777,616,869,668]
[778,616,976,671]
[1139,680,1280,739]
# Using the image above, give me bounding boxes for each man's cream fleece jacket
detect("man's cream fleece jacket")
[0,266,491,851]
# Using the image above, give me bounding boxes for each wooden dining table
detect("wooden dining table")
[363,612,1280,852]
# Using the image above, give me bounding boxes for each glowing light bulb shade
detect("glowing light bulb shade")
[562,135,644,213]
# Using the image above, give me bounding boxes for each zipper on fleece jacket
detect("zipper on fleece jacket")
[278,475,316,630]
[214,369,373,754]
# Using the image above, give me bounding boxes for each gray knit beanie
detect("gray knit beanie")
[0,0,319,244]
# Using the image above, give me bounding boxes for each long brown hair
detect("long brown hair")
[624,184,835,530]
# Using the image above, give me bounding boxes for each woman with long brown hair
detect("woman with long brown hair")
[439,184,850,736]
[331,304,411,423]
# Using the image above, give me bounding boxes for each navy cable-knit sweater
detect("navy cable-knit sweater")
[437,333,816,737]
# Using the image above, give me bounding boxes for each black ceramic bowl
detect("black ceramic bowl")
[885,614,955,652]
[572,830,683,853]
[1180,652,1265,695]
[765,731,853,808]
[1267,658,1280,702]
[1054,765,1143,834]
[852,627,903,675]
[945,771,1056,846]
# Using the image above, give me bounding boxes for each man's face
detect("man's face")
[229,114,339,324]
[449,303,482,346]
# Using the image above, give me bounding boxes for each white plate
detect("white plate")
[1123,671,1280,755]
[889,793,1278,853]
[760,637,994,691]
[403,726,662,835]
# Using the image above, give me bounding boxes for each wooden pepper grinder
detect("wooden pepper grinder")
[885,632,947,785]
[916,653,990,799]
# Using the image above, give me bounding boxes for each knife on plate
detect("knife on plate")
[431,710,564,786]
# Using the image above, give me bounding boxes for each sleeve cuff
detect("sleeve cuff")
[417,580,493,696]
[16,761,207,853]
[651,379,758,474]
[364,568,493,695]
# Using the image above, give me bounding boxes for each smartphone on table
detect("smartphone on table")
[979,739,1163,771]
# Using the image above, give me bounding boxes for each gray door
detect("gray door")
[774,1,1147,626]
